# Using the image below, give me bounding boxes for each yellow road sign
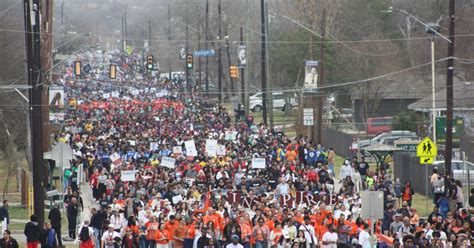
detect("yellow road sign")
[420,156,434,164]
[416,137,437,157]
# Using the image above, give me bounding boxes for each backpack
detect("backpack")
[79,226,90,241]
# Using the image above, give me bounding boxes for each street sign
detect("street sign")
[420,156,434,164]
[416,137,437,157]
[303,108,314,126]
[193,49,216,57]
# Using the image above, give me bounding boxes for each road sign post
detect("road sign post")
[416,137,438,165]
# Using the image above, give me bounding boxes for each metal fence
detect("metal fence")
[322,127,353,158]
[394,152,434,198]
[461,137,474,162]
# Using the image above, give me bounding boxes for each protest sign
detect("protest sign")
[251,158,266,169]
[121,170,136,181]
[161,156,176,169]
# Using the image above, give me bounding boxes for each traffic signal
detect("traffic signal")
[147,55,154,70]
[109,64,116,79]
[186,54,193,69]
[74,61,81,76]
[230,65,238,78]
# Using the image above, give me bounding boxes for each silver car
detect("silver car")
[434,160,474,184]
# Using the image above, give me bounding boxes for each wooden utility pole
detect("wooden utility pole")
[205,0,209,93]
[23,0,45,225]
[444,0,456,178]
[225,26,234,95]
[240,27,245,106]
[198,7,202,88]
[316,9,326,145]
[260,0,268,125]
[168,4,171,80]
[217,0,223,101]
[41,0,53,152]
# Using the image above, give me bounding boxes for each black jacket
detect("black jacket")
[24,222,41,242]
[67,203,78,218]
[0,238,19,248]
[48,207,62,228]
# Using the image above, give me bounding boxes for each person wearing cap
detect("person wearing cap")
[225,235,244,248]
[101,224,120,248]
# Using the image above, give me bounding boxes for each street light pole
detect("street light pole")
[431,37,436,144]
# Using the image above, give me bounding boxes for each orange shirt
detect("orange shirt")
[147,222,159,240]
[155,229,170,244]
[184,224,196,239]
[316,225,328,240]
[241,223,252,242]
[286,150,297,161]
[164,221,179,240]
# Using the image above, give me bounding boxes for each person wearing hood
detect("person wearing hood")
[339,160,353,182]
[24,215,41,248]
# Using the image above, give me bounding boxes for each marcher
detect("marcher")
[24,215,41,248]
[0,230,18,248]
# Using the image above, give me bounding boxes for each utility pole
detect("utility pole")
[41,0,53,155]
[121,12,124,52]
[244,0,250,115]
[225,28,234,95]
[148,20,152,51]
[316,9,326,145]
[217,0,223,101]
[168,4,172,80]
[185,0,190,92]
[124,10,128,49]
[240,27,245,106]
[198,7,202,88]
[23,0,45,225]
[444,0,455,178]
[260,0,268,125]
[265,1,273,129]
[205,0,209,93]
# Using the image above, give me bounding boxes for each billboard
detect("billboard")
[237,45,247,68]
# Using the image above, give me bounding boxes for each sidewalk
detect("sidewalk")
[11,181,97,247]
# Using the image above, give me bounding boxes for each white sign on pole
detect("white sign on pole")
[172,195,183,204]
[217,145,226,156]
[161,157,176,169]
[111,91,120,98]
[173,146,183,154]
[251,158,266,169]
[303,108,314,126]
[150,142,159,151]
[184,140,198,157]
[225,131,238,141]
[121,170,136,181]
[205,139,218,157]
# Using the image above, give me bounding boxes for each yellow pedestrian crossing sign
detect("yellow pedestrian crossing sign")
[420,156,434,164]
[416,137,437,157]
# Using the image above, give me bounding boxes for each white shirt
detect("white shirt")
[321,231,338,248]
[299,224,317,245]
[276,183,290,196]
[78,226,94,241]
[101,230,121,248]
[340,165,353,180]
[358,229,371,248]
[226,243,244,248]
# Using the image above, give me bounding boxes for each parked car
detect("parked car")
[249,92,298,112]
[367,116,393,135]
[433,160,474,184]
[359,130,418,148]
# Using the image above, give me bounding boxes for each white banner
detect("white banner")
[205,139,218,157]
[150,142,159,151]
[251,158,266,169]
[161,157,176,169]
[184,140,198,157]
[225,131,238,141]
[103,93,111,99]
[111,91,120,98]
[172,195,183,204]
[217,145,226,156]
[121,170,136,181]
[173,146,183,154]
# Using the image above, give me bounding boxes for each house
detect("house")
[408,79,474,135]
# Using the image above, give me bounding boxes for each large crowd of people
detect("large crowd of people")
[33,50,472,248]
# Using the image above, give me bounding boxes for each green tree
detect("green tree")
[392,111,426,132]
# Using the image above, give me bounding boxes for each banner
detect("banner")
[111,91,120,98]
[184,140,198,157]
[173,146,183,154]
[304,60,319,90]
[205,139,218,157]
[237,45,247,68]
[121,170,136,181]
[161,156,176,169]
[217,145,226,156]
[110,153,122,165]
[251,158,266,169]
[150,142,159,151]
[225,131,238,141]
[103,93,111,99]
[226,191,337,208]
[49,86,66,109]
[172,195,183,204]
